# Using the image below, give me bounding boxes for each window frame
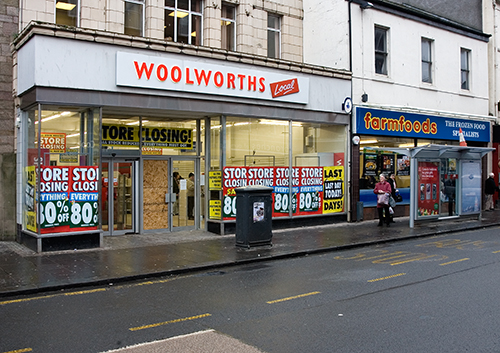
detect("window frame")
[221,2,236,51]
[267,13,281,59]
[164,0,204,45]
[421,37,433,84]
[374,26,388,75]
[55,0,80,27]
[460,47,471,90]
[124,0,145,37]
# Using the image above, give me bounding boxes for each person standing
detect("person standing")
[387,173,397,223]
[484,172,499,211]
[187,172,195,220]
[172,172,181,215]
[374,174,392,226]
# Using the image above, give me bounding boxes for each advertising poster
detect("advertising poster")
[417,161,439,217]
[221,166,335,219]
[25,166,37,232]
[209,200,221,220]
[296,167,323,215]
[323,166,344,213]
[102,124,193,149]
[397,155,410,176]
[39,166,99,233]
[461,161,481,214]
[253,202,265,222]
[363,151,378,177]
[209,171,222,190]
[28,148,50,166]
[381,154,395,174]
[40,133,66,153]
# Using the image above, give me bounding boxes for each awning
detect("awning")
[409,144,494,159]
[362,144,494,160]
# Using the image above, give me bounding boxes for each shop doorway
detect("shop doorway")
[142,158,197,232]
[102,159,138,235]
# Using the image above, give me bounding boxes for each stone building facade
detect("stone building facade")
[0,0,18,240]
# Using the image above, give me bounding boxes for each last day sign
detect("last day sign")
[323,166,344,213]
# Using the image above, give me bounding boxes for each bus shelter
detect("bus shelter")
[402,145,494,228]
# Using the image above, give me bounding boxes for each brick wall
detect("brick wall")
[0,0,18,240]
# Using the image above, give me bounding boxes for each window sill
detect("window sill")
[419,83,437,92]
[459,90,474,98]
[372,75,394,84]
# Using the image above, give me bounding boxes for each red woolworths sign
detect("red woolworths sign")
[270,78,299,98]
[116,52,310,103]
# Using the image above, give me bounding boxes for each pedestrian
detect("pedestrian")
[387,173,397,223]
[374,174,392,226]
[172,172,181,215]
[187,172,195,220]
[484,172,499,211]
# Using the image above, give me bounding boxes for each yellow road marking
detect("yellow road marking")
[0,278,177,306]
[390,254,445,266]
[368,273,406,282]
[266,291,321,304]
[357,251,404,261]
[418,239,486,250]
[3,348,32,353]
[129,313,212,331]
[0,288,107,306]
[63,288,107,296]
[492,250,500,254]
[439,258,470,266]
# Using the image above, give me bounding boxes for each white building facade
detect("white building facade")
[305,0,495,221]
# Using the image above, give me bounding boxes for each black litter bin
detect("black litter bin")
[235,185,273,248]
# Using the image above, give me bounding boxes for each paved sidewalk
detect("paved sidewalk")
[1,212,500,297]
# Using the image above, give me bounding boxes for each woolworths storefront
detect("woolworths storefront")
[14,23,352,252]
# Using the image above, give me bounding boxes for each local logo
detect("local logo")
[270,78,299,98]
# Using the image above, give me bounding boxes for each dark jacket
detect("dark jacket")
[485,177,498,195]
[387,178,396,198]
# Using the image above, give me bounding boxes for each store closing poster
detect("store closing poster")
[39,166,99,233]
[222,164,344,220]
[417,161,439,217]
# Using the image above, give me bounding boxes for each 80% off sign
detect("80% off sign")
[39,166,99,232]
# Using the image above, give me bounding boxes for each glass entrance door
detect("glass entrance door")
[171,159,196,229]
[102,159,137,235]
[142,158,196,231]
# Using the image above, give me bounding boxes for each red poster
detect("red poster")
[39,166,99,233]
[222,166,326,220]
[417,162,440,217]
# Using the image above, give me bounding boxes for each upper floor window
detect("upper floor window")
[125,0,144,36]
[374,26,388,75]
[55,0,79,27]
[421,38,433,83]
[165,0,203,45]
[267,14,281,59]
[221,3,236,51]
[461,48,471,90]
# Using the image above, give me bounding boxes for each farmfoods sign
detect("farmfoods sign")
[116,52,309,104]
[355,107,490,142]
